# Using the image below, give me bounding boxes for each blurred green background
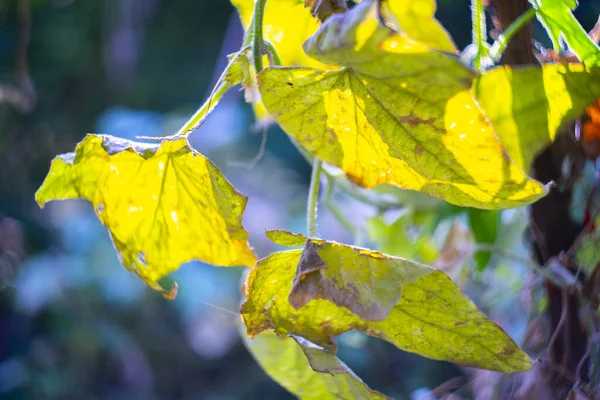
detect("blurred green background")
[0,0,599,399]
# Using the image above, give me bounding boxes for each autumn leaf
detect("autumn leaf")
[35,135,256,294]
[304,0,347,22]
[241,231,532,373]
[530,0,600,66]
[230,0,338,124]
[230,0,332,69]
[474,64,600,171]
[288,237,432,321]
[258,0,547,209]
[266,229,308,247]
[243,331,390,400]
[382,0,456,53]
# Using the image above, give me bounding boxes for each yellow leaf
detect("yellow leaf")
[258,0,546,209]
[265,229,308,247]
[241,232,532,372]
[243,331,390,400]
[474,63,600,171]
[35,135,256,293]
[383,0,457,53]
[231,0,331,69]
[231,0,336,124]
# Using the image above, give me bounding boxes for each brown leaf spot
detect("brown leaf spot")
[398,113,436,127]
[288,240,393,321]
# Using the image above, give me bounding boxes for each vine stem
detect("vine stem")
[252,0,268,73]
[307,158,323,237]
[177,80,231,136]
[489,8,536,61]
[471,0,488,72]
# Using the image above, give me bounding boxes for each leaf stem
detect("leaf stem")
[307,158,323,237]
[489,8,536,61]
[263,41,282,66]
[325,175,358,237]
[177,80,231,136]
[252,0,268,73]
[471,0,488,71]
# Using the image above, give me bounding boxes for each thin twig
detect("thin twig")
[548,290,569,363]
[227,126,268,169]
[307,158,323,237]
[489,8,536,61]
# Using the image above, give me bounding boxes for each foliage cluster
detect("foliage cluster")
[34,0,600,397]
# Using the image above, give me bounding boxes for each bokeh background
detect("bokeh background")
[1,0,599,399]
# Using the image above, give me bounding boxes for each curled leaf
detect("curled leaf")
[243,330,390,399]
[304,0,348,22]
[288,236,432,321]
[258,0,546,209]
[242,233,532,372]
[36,135,256,293]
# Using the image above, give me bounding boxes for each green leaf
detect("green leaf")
[474,64,600,171]
[258,0,546,209]
[241,231,532,372]
[35,135,256,294]
[467,209,499,272]
[530,0,600,65]
[243,331,390,400]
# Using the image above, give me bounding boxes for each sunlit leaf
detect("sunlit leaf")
[474,64,600,171]
[258,0,546,209]
[230,0,331,69]
[530,0,600,65]
[243,330,390,400]
[266,229,308,247]
[288,237,432,320]
[35,135,256,293]
[241,231,532,372]
[383,0,456,52]
[231,0,338,124]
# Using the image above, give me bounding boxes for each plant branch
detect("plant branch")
[489,8,536,61]
[177,80,231,136]
[307,158,323,237]
[471,0,488,71]
[252,0,267,73]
